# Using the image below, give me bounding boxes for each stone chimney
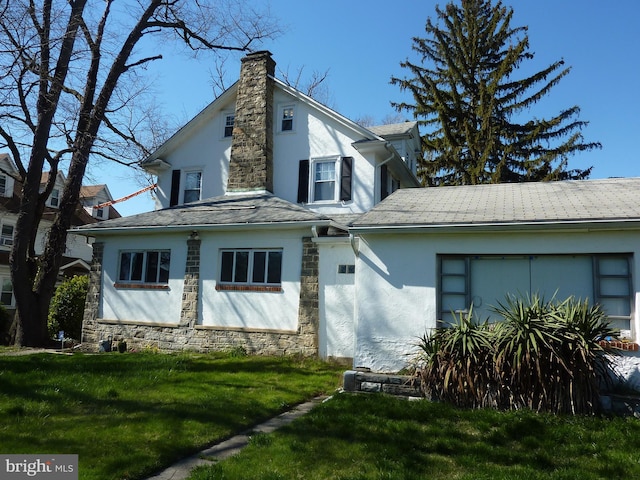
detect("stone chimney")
[227,51,275,193]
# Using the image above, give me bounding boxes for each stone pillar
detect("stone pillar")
[180,234,201,327]
[81,241,104,345]
[297,237,319,355]
[227,50,275,193]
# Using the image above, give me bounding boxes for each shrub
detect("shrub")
[417,294,618,414]
[48,275,89,341]
[418,307,497,409]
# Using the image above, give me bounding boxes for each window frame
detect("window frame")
[310,156,339,203]
[0,276,14,307]
[0,175,6,197]
[278,104,295,133]
[0,222,14,247]
[116,249,171,288]
[223,112,235,138]
[183,170,202,204]
[49,188,60,208]
[217,248,283,292]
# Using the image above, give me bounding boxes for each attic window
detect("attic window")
[49,188,60,208]
[224,113,235,137]
[281,106,294,132]
[0,175,6,197]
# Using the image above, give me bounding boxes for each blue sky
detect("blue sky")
[102,0,640,216]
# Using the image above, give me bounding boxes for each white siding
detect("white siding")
[199,229,306,331]
[354,228,640,373]
[317,240,355,359]
[99,233,187,323]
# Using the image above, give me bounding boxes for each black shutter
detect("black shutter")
[380,164,389,200]
[340,156,353,202]
[297,160,309,203]
[170,169,181,206]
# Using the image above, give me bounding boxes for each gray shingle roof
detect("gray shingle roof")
[73,193,330,234]
[352,178,640,229]
[368,122,417,137]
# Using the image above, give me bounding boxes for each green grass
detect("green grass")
[0,352,343,480]
[188,393,640,480]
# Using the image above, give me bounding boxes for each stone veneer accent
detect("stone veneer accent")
[80,241,104,346]
[227,50,275,193]
[297,237,320,353]
[180,235,200,327]
[81,236,320,357]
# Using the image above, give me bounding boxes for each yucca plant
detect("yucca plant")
[417,308,496,408]
[418,294,618,415]
[549,297,619,414]
[492,294,563,412]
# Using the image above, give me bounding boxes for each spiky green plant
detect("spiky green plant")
[418,307,496,408]
[418,294,618,414]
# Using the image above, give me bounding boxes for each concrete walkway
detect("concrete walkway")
[145,395,330,480]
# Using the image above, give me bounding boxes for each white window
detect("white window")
[280,105,294,132]
[183,171,202,203]
[118,250,171,284]
[0,223,14,246]
[49,188,60,207]
[219,249,283,285]
[95,207,105,219]
[0,175,6,197]
[224,113,235,137]
[0,277,14,306]
[313,159,337,202]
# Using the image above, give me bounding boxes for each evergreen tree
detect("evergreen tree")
[391,0,600,186]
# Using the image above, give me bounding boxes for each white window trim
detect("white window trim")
[0,222,14,247]
[48,188,60,208]
[0,175,7,197]
[277,104,296,133]
[0,276,15,307]
[221,111,235,139]
[182,169,203,204]
[309,156,340,204]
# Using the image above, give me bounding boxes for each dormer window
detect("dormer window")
[280,106,294,132]
[0,175,6,197]
[95,207,105,219]
[224,113,235,137]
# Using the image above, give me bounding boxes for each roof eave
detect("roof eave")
[71,219,332,236]
[350,218,640,235]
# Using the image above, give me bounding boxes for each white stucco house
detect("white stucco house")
[76,51,421,360]
[76,51,640,380]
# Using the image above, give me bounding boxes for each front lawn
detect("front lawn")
[189,393,640,480]
[0,352,343,480]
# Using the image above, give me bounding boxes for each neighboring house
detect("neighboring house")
[79,184,122,222]
[350,180,640,377]
[0,153,120,315]
[76,51,420,359]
